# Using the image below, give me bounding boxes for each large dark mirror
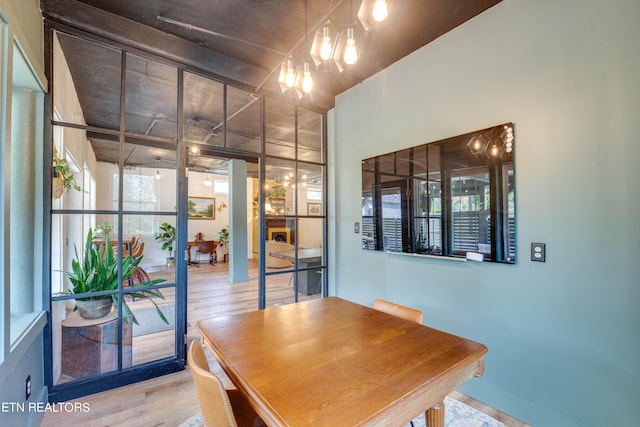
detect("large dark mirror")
[362,123,515,263]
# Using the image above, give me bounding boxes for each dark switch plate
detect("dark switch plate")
[531,242,546,262]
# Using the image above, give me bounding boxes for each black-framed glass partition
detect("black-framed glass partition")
[264,99,326,306]
[362,123,515,263]
[49,29,182,401]
[47,26,327,401]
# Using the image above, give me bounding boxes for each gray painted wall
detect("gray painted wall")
[0,1,48,426]
[328,1,640,425]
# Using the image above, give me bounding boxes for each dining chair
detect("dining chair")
[130,238,144,258]
[372,299,426,426]
[194,240,217,266]
[372,299,423,324]
[188,340,265,427]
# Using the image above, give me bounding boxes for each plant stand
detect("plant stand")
[61,312,132,379]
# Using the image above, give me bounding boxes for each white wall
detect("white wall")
[187,171,229,249]
[329,1,640,426]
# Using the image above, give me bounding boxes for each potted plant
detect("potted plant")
[52,146,82,199]
[64,229,167,325]
[154,222,177,267]
[217,226,229,262]
[94,221,113,239]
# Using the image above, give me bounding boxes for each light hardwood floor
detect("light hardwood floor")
[43,261,529,427]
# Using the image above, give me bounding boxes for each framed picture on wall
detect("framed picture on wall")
[307,202,322,216]
[188,196,215,220]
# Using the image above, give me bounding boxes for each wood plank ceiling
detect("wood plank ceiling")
[40,0,502,170]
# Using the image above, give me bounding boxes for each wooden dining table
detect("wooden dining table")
[195,297,488,427]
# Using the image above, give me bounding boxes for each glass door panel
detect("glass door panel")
[52,126,119,211]
[297,163,323,216]
[227,86,261,153]
[265,98,295,159]
[53,31,122,130]
[183,72,224,147]
[297,107,323,163]
[52,298,132,383]
[265,273,295,307]
[125,53,178,141]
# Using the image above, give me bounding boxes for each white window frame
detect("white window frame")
[1,29,47,364]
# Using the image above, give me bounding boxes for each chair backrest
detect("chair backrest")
[188,340,238,427]
[372,299,423,324]
[131,239,144,258]
[197,240,216,253]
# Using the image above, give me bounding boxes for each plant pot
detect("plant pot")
[52,174,64,200]
[76,299,113,319]
[166,257,175,268]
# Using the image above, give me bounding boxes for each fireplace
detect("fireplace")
[269,228,290,243]
[266,218,295,244]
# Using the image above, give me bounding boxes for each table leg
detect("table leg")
[187,247,192,265]
[426,401,445,427]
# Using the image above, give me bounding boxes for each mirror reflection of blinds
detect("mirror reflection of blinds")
[382,218,403,252]
[452,212,490,253]
[507,217,516,259]
[361,217,376,249]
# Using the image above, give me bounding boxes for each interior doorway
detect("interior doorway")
[185,154,261,339]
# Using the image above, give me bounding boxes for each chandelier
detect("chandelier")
[278,0,390,98]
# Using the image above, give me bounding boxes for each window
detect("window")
[115,172,158,235]
[306,190,321,200]
[6,39,46,346]
[213,180,228,194]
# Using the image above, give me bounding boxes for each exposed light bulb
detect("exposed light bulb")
[344,27,358,65]
[302,62,313,93]
[285,58,295,88]
[203,175,212,186]
[490,144,499,157]
[320,26,332,60]
[372,0,389,22]
[155,170,161,180]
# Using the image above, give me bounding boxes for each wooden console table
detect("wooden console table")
[61,312,132,379]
